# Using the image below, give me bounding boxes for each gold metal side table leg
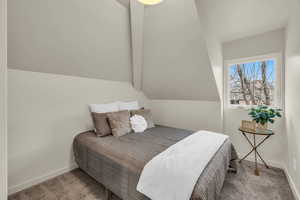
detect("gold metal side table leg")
[253,134,259,176]
[239,131,272,176]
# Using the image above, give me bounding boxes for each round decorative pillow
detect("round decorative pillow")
[130,114,148,133]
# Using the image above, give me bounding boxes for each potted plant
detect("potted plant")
[248,105,282,130]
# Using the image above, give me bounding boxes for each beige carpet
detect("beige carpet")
[9,161,295,200]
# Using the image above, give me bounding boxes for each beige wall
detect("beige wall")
[0,0,7,198]
[151,100,222,133]
[8,0,132,82]
[285,0,300,195]
[223,29,287,167]
[7,69,150,194]
[142,0,219,101]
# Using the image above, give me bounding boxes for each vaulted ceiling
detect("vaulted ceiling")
[8,0,132,82]
[142,0,219,100]
[196,0,290,42]
[8,0,290,101]
[116,0,130,7]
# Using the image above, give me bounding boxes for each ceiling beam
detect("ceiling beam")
[130,0,144,90]
[116,0,130,7]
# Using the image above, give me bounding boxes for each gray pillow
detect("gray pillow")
[91,112,112,137]
[131,109,155,129]
[107,110,131,137]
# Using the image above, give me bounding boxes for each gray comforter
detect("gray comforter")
[73,125,237,200]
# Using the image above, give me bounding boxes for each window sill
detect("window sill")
[226,104,284,111]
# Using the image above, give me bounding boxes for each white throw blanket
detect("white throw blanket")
[136,131,229,200]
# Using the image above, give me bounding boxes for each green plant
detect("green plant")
[248,105,282,125]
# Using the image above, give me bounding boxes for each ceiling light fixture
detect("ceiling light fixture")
[137,0,163,5]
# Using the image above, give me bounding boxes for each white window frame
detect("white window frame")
[224,53,283,109]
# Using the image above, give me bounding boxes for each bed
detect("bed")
[73,125,238,200]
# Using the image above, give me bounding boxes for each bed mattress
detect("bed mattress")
[73,125,237,200]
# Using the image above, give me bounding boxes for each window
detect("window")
[225,54,282,108]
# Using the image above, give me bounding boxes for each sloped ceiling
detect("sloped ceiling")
[8,0,132,82]
[197,0,289,42]
[8,0,289,102]
[142,0,219,101]
[116,0,130,7]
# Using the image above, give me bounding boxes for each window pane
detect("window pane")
[229,60,275,106]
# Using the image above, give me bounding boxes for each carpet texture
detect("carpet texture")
[9,161,295,200]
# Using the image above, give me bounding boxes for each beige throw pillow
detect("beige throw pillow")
[91,112,112,137]
[107,110,131,137]
[131,109,155,129]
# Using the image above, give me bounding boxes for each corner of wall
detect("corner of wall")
[0,0,7,198]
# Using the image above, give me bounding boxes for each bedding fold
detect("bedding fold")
[136,131,228,200]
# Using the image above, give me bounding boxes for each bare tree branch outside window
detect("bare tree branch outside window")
[229,60,275,106]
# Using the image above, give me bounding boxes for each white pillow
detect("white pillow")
[130,115,147,133]
[89,102,119,113]
[119,101,140,111]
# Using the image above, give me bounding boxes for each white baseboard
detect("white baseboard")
[239,154,299,200]
[283,167,300,200]
[8,163,78,195]
[238,153,284,169]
